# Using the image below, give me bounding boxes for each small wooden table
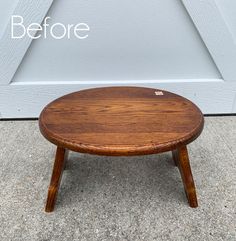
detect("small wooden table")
[39,86,204,212]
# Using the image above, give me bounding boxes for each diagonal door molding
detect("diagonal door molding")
[181,0,236,81]
[0,0,54,85]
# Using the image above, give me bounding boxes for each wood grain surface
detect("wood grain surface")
[45,146,67,212]
[39,86,204,156]
[172,147,198,208]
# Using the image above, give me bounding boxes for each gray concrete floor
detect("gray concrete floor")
[0,117,235,241]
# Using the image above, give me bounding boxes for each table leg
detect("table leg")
[64,149,69,170]
[172,150,179,166]
[45,146,66,212]
[175,146,198,208]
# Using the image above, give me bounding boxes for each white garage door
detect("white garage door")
[0,0,236,118]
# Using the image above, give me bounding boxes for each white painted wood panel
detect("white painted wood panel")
[182,0,236,81]
[12,0,220,83]
[0,0,19,37]
[0,0,54,85]
[216,0,236,41]
[1,79,236,118]
[0,0,236,118]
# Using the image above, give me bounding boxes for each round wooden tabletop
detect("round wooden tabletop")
[39,86,204,156]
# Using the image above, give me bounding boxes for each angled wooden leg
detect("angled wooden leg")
[64,149,69,170]
[172,149,179,166]
[45,147,66,212]
[177,146,198,208]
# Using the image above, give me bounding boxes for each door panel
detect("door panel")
[12,0,220,83]
[0,0,236,118]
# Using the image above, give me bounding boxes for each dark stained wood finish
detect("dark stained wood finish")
[63,149,69,170]
[172,149,179,166]
[39,86,204,211]
[45,147,67,212]
[174,146,198,208]
[39,86,204,156]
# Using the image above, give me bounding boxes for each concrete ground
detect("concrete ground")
[0,117,235,241]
